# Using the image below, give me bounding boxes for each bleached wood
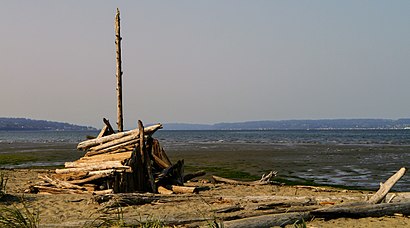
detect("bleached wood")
[93,189,114,195]
[38,175,87,190]
[88,169,117,176]
[171,185,198,194]
[158,186,174,195]
[212,171,277,186]
[34,186,87,194]
[115,8,123,132]
[64,160,124,168]
[78,151,132,162]
[97,125,108,138]
[56,165,131,174]
[77,123,162,150]
[88,138,139,154]
[368,167,407,204]
[68,174,109,185]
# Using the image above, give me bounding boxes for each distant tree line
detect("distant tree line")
[164,119,410,130]
[0,118,96,131]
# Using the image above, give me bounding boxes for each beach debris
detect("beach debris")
[367,167,407,204]
[212,171,278,186]
[27,119,205,194]
[223,167,409,228]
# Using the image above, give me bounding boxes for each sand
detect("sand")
[1,169,409,227]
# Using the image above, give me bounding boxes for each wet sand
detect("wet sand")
[167,143,410,191]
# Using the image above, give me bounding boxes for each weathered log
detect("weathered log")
[158,186,174,195]
[93,189,114,195]
[55,165,131,174]
[139,120,156,193]
[97,125,109,138]
[213,205,243,213]
[38,175,87,191]
[85,139,139,156]
[87,135,140,153]
[255,198,315,210]
[170,185,198,194]
[312,201,410,218]
[152,153,171,169]
[152,139,172,166]
[85,148,128,157]
[64,160,124,168]
[80,151,132,162]
[34,186,87,194]
[52,172,88,181]
[224,212,312,228]
[103,118,115,135]
[88,169,117,176]
[68,174,110,185]
[368,167,407,204]
[212,171,277,186]
[183,170,206,182]
[77,123,162,150]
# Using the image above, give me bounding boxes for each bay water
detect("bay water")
[0,129,409,191]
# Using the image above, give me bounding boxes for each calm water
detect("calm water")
[0,130,409,190]
[1,129,410,145]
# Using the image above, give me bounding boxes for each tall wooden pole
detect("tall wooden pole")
[115,8,124,132]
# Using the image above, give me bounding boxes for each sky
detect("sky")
[1,1,410,129]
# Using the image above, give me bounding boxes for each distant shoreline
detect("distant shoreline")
[0,117,96,131]
[163,118,410,130]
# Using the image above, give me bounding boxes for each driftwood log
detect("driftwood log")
[77,123,162,151]
[368,167,407,204]
[212,171,278,185]
[223,167,408,228]
[224,212,311,228]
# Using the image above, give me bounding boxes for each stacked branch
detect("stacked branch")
[29,119,204,194]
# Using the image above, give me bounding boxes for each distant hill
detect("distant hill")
[0,118,96,131]
[164,119,410,130]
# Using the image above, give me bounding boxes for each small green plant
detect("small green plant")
[206,217,224,228]
[0,199,40,228]
[137,218,165,228]
[292,218,307,228]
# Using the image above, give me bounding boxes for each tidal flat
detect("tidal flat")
[1,140,409,191]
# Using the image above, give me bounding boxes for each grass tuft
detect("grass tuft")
[0,199,40,228]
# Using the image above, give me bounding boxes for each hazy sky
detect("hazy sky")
[1,1,409,129]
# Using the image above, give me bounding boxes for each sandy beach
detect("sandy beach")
[1,168,409,227]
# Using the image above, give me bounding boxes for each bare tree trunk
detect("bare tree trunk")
[115,8,123,132]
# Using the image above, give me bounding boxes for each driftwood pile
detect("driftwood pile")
[29,119,202,194]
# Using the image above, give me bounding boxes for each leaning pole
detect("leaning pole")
[115,8,124,132]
